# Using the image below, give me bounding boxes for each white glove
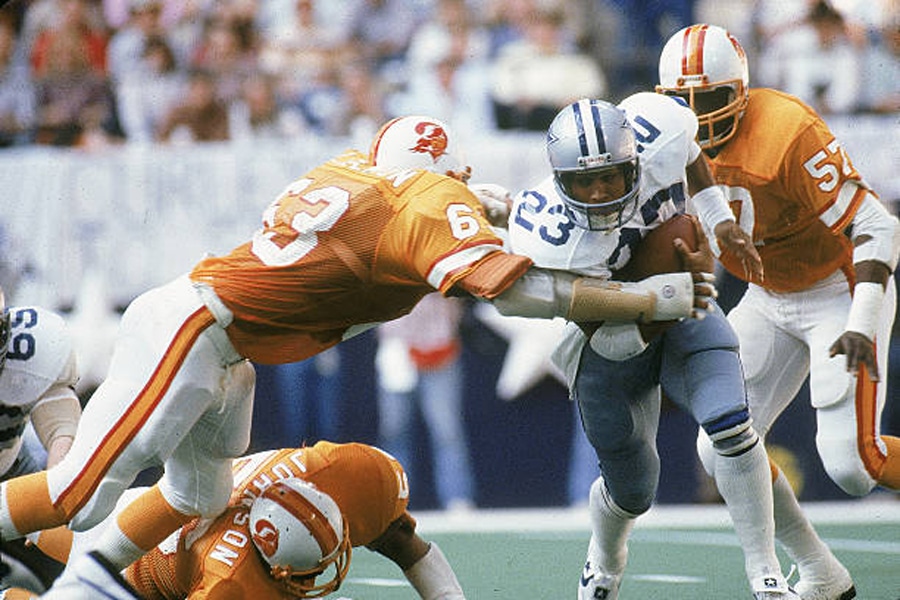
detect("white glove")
[469,182,512,227]
[633,272,714,321]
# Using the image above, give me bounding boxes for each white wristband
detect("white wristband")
[845,281,884,341]
[690,185,735,232]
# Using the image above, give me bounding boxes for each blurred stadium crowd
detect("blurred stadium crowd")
[0,0,896,150]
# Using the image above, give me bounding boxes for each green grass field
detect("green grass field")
[339,498,900,599]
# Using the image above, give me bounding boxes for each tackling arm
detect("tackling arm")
[491,267,715,323]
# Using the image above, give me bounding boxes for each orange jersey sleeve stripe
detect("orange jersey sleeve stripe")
[55,308,217,517]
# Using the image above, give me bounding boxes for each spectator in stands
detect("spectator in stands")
[101,0,185,31]
[859,12,900,113]
[31,17,118,147]
[189,13,258,105]
[116,34,185,142]
[0,12,35,146]
[482,0,538,59]
[106,0,167,86]
[155,68,230,142]
[490,5,606,131]
[30,0,108,77]
[257,0,353,132]
[229,71,305,140]
[392,5,496,140]
[376,293,476,512]
[757,0,862,114]
[601,0,694,95]
[346,0,425,83]
[329,59,388,142]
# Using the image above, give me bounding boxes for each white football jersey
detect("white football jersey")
[509,92,701,275]
[0,306,78,474]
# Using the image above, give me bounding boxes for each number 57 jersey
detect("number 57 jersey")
[190,150,531,365]
[710,88,869,292]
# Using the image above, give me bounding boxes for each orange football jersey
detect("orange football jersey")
[190,150,531,364]
[125,442,411,599]
[711,88,867,292]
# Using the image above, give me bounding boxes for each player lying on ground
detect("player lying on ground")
[2,441,465,599]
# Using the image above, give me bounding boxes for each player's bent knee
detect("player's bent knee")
[817,435,876,497]
[68,479,130,532]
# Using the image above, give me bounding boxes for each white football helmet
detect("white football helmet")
[249,478,351,598]
[368,115,464,176]
[546,99,640,231]
[656,24,749,150]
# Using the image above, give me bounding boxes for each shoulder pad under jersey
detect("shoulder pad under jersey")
[0,307,76,408]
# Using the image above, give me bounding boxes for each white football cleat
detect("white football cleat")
[578,560,620,600]
[794,560,856,600]
[752,573,801,600]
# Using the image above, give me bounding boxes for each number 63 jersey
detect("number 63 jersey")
[508,92,701,275]
[190,150,531,365]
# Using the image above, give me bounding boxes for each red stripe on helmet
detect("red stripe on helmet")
[263,483,339,558]
[682,24,708,76]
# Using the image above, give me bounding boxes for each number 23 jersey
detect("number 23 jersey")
[508,92,698,276]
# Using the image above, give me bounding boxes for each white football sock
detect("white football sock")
[714,442,783,585]
[587,477,636,575]
[772,468,837,575]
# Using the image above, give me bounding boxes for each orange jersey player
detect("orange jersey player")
[1,114,714,598]
[6,441,465,599]
[658,23,900,600]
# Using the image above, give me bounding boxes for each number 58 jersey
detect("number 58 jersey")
[508,93,700,275]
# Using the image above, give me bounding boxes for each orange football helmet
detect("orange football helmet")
[657,24,750,150]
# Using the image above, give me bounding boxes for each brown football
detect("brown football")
[613,213,700,342]
[614,213,699,282]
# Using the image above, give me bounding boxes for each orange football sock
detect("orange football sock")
[34,525,75,563]
[877,435,900,490]
[116,485,195,552]
[6,471,69,536]
[0,588,39,599]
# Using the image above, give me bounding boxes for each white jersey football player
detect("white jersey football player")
[508,94,797,599]
[0,287,81,482]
